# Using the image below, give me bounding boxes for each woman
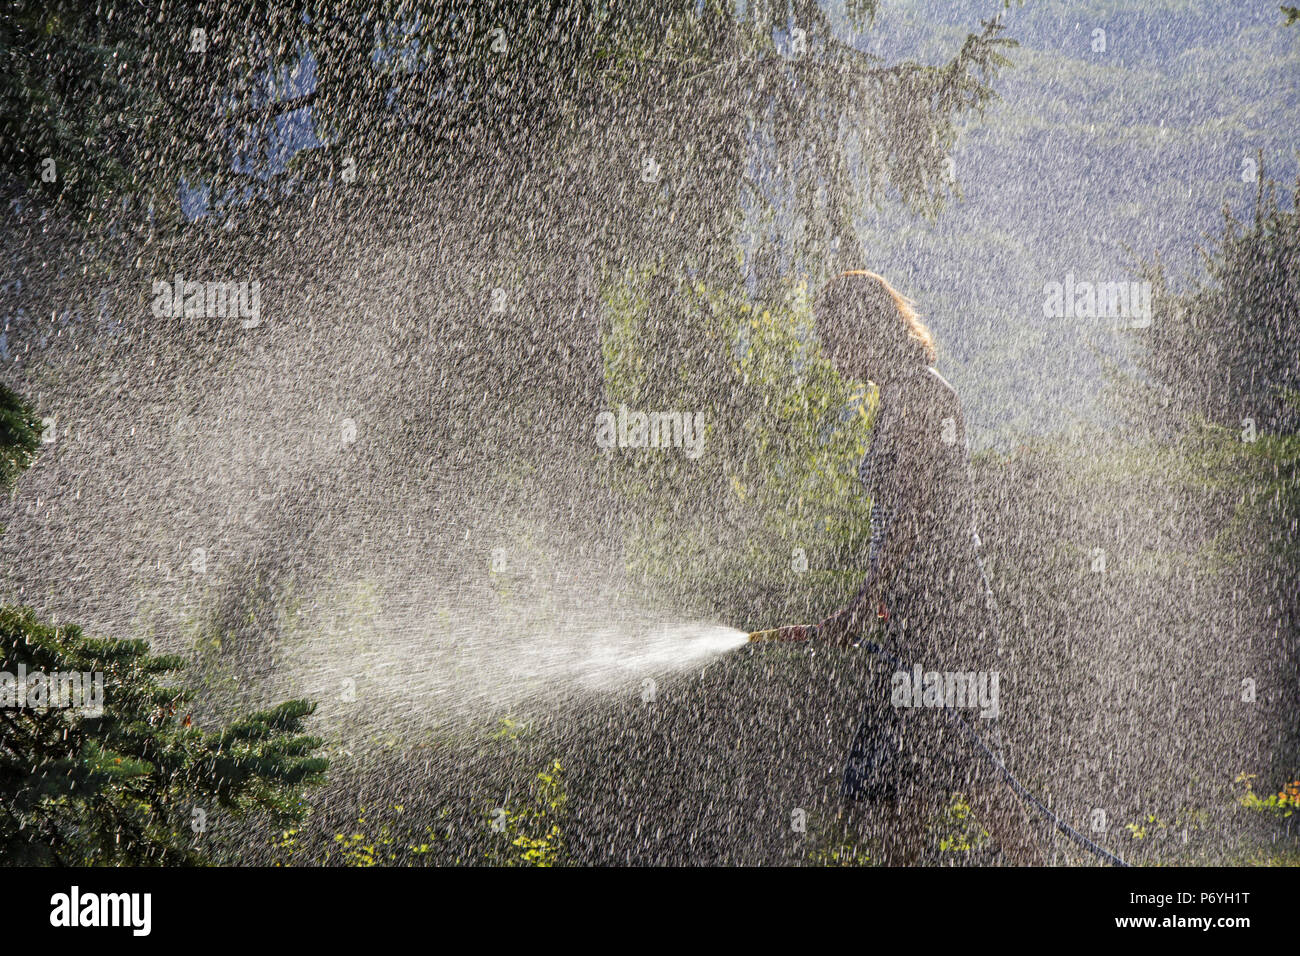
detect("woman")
[749,270,1043,865]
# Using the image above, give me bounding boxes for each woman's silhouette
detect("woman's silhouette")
[749,270,1043,865]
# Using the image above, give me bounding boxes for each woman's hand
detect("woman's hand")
[747,624,818,643]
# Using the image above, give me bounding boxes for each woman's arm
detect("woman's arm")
[814,578,878,647]
[814,509,929,647]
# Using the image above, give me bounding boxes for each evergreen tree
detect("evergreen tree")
[0,383,40,497]
[1120,176,1300,434]
[0,384,328,864]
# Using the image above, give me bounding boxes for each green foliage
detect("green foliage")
[489,716,533,743]
[1112,178,1300,578]
[1123,808,1206,843]
[488,759,568,867]
[1217,398,1300,568]
[330,805,432,866]
[1095,176,1300,860]
[932,793,989,853]
[1237,773,1300,819]
[0,3,145,210]
[1125,176,1300,432]
[598,266,874,625]
[0,383,41,494]
[803,796,992,865]
[807,831,873,867]
[0,605,328,864]
[271,803,458,867]
[0,1,1016,287]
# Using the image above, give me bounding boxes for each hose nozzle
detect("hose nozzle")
[748,625,817,643]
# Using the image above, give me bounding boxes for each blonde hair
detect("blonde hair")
[813,270,937,365]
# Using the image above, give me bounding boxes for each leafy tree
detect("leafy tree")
[1,1,1019,284]
[598,266,873,625]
